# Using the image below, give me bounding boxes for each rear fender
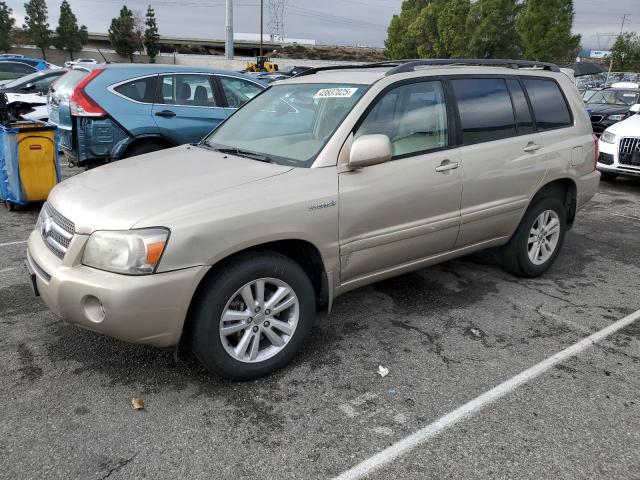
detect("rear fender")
[76,117,128,163]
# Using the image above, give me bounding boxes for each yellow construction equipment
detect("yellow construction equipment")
[245,56,279,73]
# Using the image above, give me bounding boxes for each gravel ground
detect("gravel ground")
[1,165,639,480]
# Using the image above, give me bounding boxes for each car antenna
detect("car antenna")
[96,48,110,64]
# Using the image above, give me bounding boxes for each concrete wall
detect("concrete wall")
[8,46,362,71]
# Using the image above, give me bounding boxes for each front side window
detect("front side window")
[523,78,572,130]
[114,77,155,103]
[356,81,448,157]
[452,78,516,144]
[218,76,263,108]
[160,74,217,107]
[204,83,366,166]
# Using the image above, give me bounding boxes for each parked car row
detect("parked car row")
[47,64,266,166]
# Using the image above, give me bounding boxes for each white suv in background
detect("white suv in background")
[597,104,640,181]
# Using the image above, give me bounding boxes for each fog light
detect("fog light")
[82,295,105,323]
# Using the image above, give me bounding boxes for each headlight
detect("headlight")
[600,131,616,144]
[607,114,625,121]
[82,228,169,275]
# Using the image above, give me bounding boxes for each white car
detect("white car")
[597,103,640,181]
[5,92,48,121]
[64,58,98,68]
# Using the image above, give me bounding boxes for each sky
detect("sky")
[6,0,640,50]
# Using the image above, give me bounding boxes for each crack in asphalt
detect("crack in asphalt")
[390,319,458,365]
[99,454,137,480]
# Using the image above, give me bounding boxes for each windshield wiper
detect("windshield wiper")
[208,145,275,163]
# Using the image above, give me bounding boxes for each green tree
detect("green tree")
[0,2,15,52]
[143,6,160,63]
[108,6,137,62]
[467,0,521,58]
[384,0,430,59]
[53,0,88,60]
[385,0,470,59]
[516,0,580,63]
[23,0,50,60]
[608,32,640,72]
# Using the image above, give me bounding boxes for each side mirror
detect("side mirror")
[630,104,640,114]
[349,134,392,169]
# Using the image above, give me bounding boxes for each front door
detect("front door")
[338,80,462,285]
[152,73,229,145]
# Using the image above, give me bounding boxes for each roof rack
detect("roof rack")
[385,59,561,75]
[293,58,560,78]
[293,61,403,77]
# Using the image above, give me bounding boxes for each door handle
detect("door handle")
[435,160,460,173]
[523,142,541,152]
[155,110,176,118]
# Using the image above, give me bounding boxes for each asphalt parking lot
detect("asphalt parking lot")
[1,167,639,480]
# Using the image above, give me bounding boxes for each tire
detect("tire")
[188,251,316,380]
[500,196,567,278]
[599,172,618,182]
[123,142,165,159]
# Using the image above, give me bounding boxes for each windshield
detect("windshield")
[204,83,367,167]
[588,89,639,106]
[1,71,43,89]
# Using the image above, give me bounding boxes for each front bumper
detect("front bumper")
[26,229,209,347]
[597,138,640,178]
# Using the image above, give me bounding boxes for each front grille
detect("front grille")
[619,137,640,167]
[598,152,614,165]
[38,202,75,259]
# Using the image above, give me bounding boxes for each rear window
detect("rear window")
[52,69,88,94]
[452,78,516,144]
[522,79,572,130]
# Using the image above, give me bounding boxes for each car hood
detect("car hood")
[586,104,630,115]
[606,113,640,136]
[49,145,293,234]
[5,92,47,104]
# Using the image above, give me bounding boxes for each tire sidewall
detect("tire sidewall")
[189,253,316,380]
[515,196,567,277]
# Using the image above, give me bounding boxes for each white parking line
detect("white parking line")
[0,240,28,248]
[334,308,640,480]
[613,213,640,222]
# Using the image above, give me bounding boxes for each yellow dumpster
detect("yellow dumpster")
[0,121,60,210]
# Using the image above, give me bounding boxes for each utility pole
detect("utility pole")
[606,14,627,85]
[260,0,264,57]
[225,0,234,60]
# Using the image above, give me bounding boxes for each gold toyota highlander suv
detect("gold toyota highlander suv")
[26,60,600,379]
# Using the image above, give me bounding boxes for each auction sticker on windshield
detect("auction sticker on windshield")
[314,87,359,99]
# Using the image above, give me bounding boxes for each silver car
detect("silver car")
[26,60,600,379]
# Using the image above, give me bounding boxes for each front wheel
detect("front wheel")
[188,252,316,380]
[500,197,567,278]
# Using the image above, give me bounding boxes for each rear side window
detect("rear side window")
[452,78,516,144]
[356,80,448,157]
[0,62,35,74]
[114,77,155,103]
[522,79,572,130]
[506,79,535,135]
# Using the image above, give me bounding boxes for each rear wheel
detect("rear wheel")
[188,251,316,380]
[599,172,618,182]
[500,196,566,278]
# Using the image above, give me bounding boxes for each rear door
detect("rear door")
[152,73,228,144]
[47,68,90,154]
[452,76,546,247]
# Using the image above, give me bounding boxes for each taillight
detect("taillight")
[70,69,106,117]
[592,133,598,171]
